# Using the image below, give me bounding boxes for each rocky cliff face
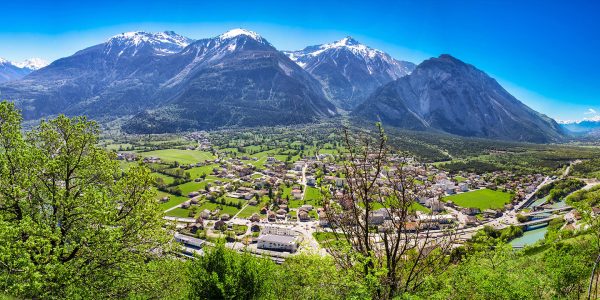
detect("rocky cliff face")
[354,54,564,142]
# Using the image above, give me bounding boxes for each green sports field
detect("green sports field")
[140,149,215,164]
[443,188,512,210]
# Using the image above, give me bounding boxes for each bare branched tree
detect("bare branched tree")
[322,124,456,299]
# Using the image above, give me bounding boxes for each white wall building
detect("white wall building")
[257,234,298,252]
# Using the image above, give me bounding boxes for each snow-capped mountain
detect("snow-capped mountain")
[0,31,196,119]
[13,58,48,70]
[0,29,335,133]
[104,31,193,57]
[124,29,336,133]
[559,116,600,135]
[285,37,415,109]
[0,57,48,83]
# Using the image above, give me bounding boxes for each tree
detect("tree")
[0,102,172,299]
[322,124,456,299]
[188,243,275,299]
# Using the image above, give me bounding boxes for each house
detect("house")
[368,208,390,225]
[268,212,276,222]
[300,204,314,211]
[404,221,418,232]
[214,220,226,231]
[318,211,329,227]
[293,161,305,171]
[249,213,261,222]
[291,189,303,200]
[483,209,499,218]
[461,207,480,216]
[465,215,478,226]
[200,209,211,219]
[187,222,203,234]
[306,176,316,186]
[298,210,310,221]
[425,198,444,212]
[257,234,299,252]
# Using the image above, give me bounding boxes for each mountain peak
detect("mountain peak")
[219,28,263,41]
[105,31,192,56]
[284,36,415,110]
[338,36,360,46]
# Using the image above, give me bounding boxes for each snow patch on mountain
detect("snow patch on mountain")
[105,31,193,56]
[558,115,600,124]
[13,58,48,70]
[219,28,261,40]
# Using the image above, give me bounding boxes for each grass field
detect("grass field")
[197,201,241,217]
[177,181,206,195]
[186,164,219,178]
[140,149,215,164]
[157,191,189,211]
[153,173,176,185]
[236,199,268,218]
[165,207,193,218]
[443,188,512,210]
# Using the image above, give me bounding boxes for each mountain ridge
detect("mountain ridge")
[353,54,565,143]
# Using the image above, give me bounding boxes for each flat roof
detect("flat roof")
[257,234,297,244]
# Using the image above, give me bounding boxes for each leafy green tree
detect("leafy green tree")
[0,102,172,299]
[188,243,276,299]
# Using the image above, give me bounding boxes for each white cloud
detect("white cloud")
[584,108,597,115]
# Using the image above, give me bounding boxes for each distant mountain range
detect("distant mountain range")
[0,57,48,83]
[559,117,600,136]
[0,29,568,142]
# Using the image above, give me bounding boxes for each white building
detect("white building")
[261,225,299,236]
[257,234,298,252]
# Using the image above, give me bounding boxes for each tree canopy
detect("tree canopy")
[0,101,172,299]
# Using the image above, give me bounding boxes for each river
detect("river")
[509,224,548,248]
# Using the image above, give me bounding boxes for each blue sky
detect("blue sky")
[1,0,598,121]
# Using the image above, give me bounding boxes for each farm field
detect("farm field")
[177,181,207,195]
[197,201,241,217]
[236,200,268,218]
[443,188,513,210]
[157,191,188,211]
[139,149,215,164]
[153,173,176,185]
[164,207,193,218]
[187,164,219,178]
